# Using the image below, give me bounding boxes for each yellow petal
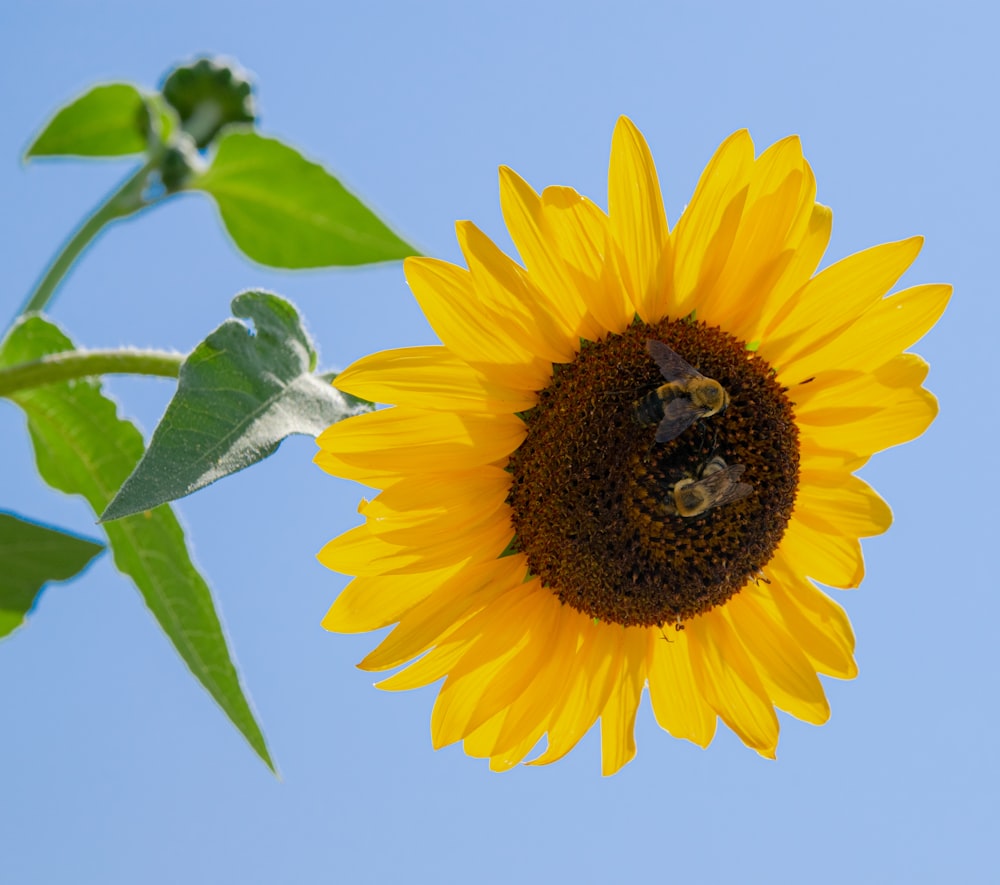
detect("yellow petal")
[697,137,808,334]
[528,618,623,766]
[322,565,461,633]
[359,553,528,671]
[687,610,779,757]
[318,512,512,576]
[456,221,578,364]
[795,471,893,538]
[745,201,832,344]
[498,167,591,339]
[725,591,830,725]
[463,707,548,770]
[780,283,952,381]
[762,237,924,366]
[599,628,648,776]
[489,728,546,771]
[794,356,938,456]
[646,626,717,747]
[608,117,670,323]
[315,407,525,480]
[362,467,510,536]
[758,556,857,679]
[490,598,583,756]
[461,587,565,742]
[430,585,547,748]
[539,185,629,337]
[404,256,553,391]
[333,346,537,413]
[777,517,865,589]
[375,635,470,691]
[670,129,755,320]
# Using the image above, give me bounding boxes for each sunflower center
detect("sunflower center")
[506,318,799,628]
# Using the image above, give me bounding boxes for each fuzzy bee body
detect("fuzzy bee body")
[635,340,730,443]
[663,456,753,519]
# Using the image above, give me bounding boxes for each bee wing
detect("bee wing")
[694,465,753,508]
[646,339,704,382]
[654,398,706,443]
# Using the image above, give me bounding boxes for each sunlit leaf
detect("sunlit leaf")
[0,513,104,639]
[0,316,274,772]
[195,129,418,267]
[25,83,150,159]
[102,291,368,520]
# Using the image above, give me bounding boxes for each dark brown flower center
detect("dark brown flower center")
[506,318,799,628]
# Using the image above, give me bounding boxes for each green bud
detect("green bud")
[161,56,256,149]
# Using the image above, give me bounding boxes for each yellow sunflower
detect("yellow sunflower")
[315,119,949,775]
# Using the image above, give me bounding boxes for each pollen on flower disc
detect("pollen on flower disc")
[506,319,799,628]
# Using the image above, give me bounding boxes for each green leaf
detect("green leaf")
[194,129,419,267]
[0,513,104,639]
[26,83,151,159]
[0,316,274,772]
[103,291,369,521]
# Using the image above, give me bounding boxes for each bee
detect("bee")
[663,456,752,519]
[635,339,730,443]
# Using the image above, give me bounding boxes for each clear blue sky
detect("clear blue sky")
[2,1,995,882]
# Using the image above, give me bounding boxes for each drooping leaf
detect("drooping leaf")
[25,83,151,159]
[0,316,274,772]
[102,291,369,521]
[194,129,418,267]
[0,513,104,639]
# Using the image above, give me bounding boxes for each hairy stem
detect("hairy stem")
[0,348,183,397]
[18,159,159,317]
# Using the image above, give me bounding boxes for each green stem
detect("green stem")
[0,348,183,397]
[18,159,159,317]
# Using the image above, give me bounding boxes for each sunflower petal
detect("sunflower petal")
[646,627,717,747]
[499,167,591,339]
[322,565,461,633]
[725,591,830,725]
[431,586,547,748]
[334,345,537,413]
[688,610,779,757]
[795,471,893,539]
[778,518,865,589]
[319,514,513,577]
[456,221,578,364]
[491,598,583,756]
[795,356,938,456]
[528,619,623,766]
[780,283,952,381]
[404,256,553,390]
[608,117,670,323]
[762,237,924,367]
[360,554,528,671]
[670,130,755,321]
[540,185,628,337]
[759,556,857,679]
[316,407,525,481]
[599,628,648,776]
[698,137,809,333]
[362,468,510,537]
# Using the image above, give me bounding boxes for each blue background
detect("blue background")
[2,1,994,882]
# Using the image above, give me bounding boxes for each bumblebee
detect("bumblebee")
[663,456,752,518]
[635,339,730,443]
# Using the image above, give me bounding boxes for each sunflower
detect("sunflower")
[315,119,949,774]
